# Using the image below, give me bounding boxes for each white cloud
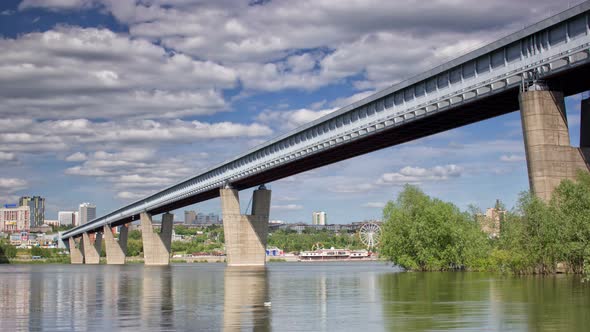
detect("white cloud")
[0,178,28,192]
[500,154,526,162]
[0,27,236,120]
[0,118,272,155]
[377,164,463,185]
[0,152,17,161]
[362,202,386,208]
[271,204,304,210]
[256,107,338,131]
[65,152,87,162]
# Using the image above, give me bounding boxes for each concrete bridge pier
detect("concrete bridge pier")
[82,232,102,264]
[580,98,590,161]
[140,212,173,265]
[520,86,590,201]
[221,185,271,267]
[103,224,128,265]
[68,237,84,264]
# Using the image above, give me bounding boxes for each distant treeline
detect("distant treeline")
[380,172,590,280]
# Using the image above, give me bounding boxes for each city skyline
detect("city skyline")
[0,0,587,224]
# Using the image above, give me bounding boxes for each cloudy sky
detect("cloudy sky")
[0,0,586,223]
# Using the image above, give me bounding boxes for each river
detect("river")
[0,262,588,331]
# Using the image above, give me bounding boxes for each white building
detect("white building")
[58,211,76,226]
[312,211,327,225]
[78,203,96,225]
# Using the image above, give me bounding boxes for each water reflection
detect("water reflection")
[141,266,174,331]
[223,267,270,331]
[1,263,590,331]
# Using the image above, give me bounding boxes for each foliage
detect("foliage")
[127,239,143,257]
[31,246,53,258]
[129,229,142,240]
[380,185,490,271]
[380,173,590,280]
[267,229,364,253]
[0,240,17,262]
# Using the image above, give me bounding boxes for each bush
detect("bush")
[380,185,489,271]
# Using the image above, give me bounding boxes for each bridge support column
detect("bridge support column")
[103,224,128,265]
[580,98,590,161]
[520,88,590,201]
[140,212,173,265]
[82,232,102,264]
[68,237,84,264]
[221,185,271,267]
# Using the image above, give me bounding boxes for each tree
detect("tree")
[380,185,489,271]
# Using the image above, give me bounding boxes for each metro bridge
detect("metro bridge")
[62,3,590,266]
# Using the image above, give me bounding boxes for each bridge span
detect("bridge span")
[62,3,590,266]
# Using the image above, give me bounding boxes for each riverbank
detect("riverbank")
[4,255,386,264]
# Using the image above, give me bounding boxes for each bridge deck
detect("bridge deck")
[62,2,590,239]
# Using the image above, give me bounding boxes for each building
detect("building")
[44,219,59,227]
[184,210,197,224]
[18,196,45,228]
[74,212,79,226]
[479,200,506,238]
[312,211,327,225]
[58,211,76,226]
[78,203,96,225]
[0,205,30,233]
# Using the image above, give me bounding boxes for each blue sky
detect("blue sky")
[0,0,586,224]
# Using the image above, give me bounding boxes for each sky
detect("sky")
[0,0,587,224]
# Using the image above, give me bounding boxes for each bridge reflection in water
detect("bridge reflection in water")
[223,267,271,331]
[2,263,589,331]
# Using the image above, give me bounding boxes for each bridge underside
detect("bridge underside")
[98,62,590,230]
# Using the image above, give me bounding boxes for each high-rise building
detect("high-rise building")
[18,196,45,228]
[78,203,96,225]
[74,212,79,226]
[184,210,197,224]
[312,211,327,225]
[0,205,30,232]
[58,211,76,226]
[207,213,220,224]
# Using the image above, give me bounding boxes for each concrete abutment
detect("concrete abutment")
[221,186,271,267]
[82,232,102,265]
[140,212,173,265]
[520,88,590,201]
[68,237,84,264]
[104,224,128,265]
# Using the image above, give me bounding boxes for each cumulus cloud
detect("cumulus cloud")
[377,164,463,185]
[0,27,235,120]
[271,204,304,210]
[256,107,338,131]
[0,152,17,162]
[362,202,386,208]
[0,118,272,155]
[65,152,87,162]
[18,0,570,91]
[64,148,200,198]
[0,178,28,194]
[500,154,526,162]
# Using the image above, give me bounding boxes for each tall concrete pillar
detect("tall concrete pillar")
[221,186,271,267]
[140,212,173,265]
[520,88,590,201]
[68,237,84,264]
[82,232,102,264]
[581,98,590,162]
[103,224,128,265]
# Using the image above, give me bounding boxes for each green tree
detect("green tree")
[380,185,489,271]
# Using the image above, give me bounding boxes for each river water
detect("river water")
[0,262,589,331]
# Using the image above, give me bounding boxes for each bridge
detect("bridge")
[62,3,590,266]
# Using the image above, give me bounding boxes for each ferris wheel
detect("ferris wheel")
[359,222,381,249]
